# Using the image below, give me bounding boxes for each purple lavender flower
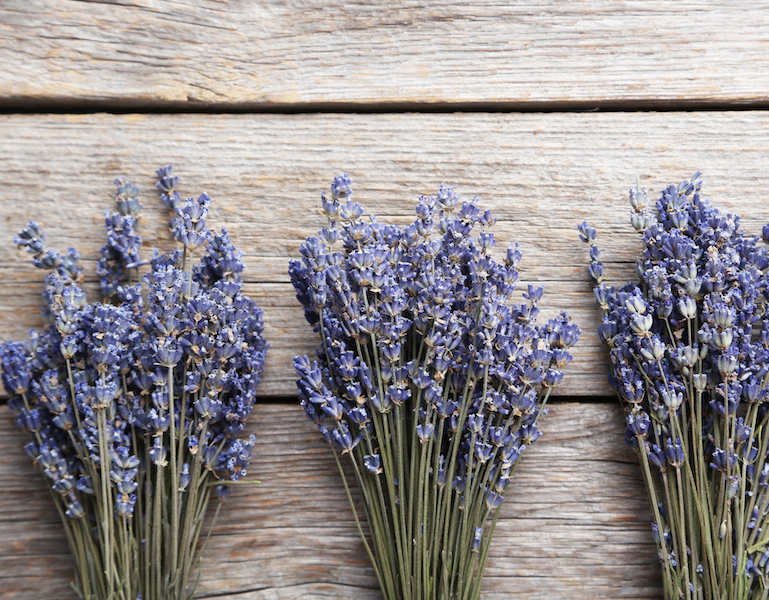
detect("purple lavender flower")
[2,165,267,600]
[95,177,144,300]
[170,193,211,251]
[581,173,769,600]
[156,164,181,210]
[292,174,578,600]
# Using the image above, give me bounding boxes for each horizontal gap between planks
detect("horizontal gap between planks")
[0,395,619,405]
[2,97,769,115]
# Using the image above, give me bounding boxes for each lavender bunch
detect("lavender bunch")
[580,174,769,600]
[290,175,579,600]
[1,166,267,600]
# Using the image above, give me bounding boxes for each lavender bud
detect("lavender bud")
[717,353,738,375]
[179,463,191,492]
[577,221,597,244]
[150,438,168,467]
[661,390,682,412]
[471,527,483,552]
[651,522,660,543]
[52,412,75,431]
[648,444,666,471]
[65,499,85,519]
[59,337,78,359]
[77,476,95,495]
[486,491,503,510]
[474,441,493,463]
[321,192,339,220]
[692,374,708,392]
[735,418,752,445]
[320,227,339,245]
[14,221,47,256]
[665,438,685,468]
[24,409,42,432]
[114,177,142,215]
[156,340,182,367]
[636,212,658,231]
[640,336,666,362]
[34,249,61,270]
[156,165,178,193]
[332,423,360,454]
[719,520,728,539]
[712,305,734,329]
[760,464,769,486]
[339,200,364,222]
[370,393,390,413]
[53,475,76,495]
[627,412,650,438]
[93,378,117,410]
[588,261,604,282]
[364,454,382,475]
[625,295,648,315]
[712,329,733,351]
[520,425,542,445]
[416,423,435,443]
[467,413,484,434]
[628,186,648,210]
[630,313,653,335]
[677,297,697,320]
[543,369,564,388]
[436,183,459,210]
[330,173,353,200]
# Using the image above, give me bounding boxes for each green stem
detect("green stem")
[154,450,164,599]
[178,418,209,597]
[168,365,180,591]
[332,452,389,597]
[97,409,115,599]
[143,438,152,600]
[638,435,676,598]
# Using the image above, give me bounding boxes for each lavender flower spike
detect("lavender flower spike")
[96,176,144,300]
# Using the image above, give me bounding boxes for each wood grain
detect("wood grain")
[0,401,661,600]
[2,112,769,398]
[1,1,768,109]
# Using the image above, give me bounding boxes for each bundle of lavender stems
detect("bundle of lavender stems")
[581,174,769,600]
[290,175,579,600]
[0,167,267,600]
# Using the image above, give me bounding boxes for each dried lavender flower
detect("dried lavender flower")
[1,166,267,600]
[291,175,579,600]
[581,174,769,600]
[95,177,144,300]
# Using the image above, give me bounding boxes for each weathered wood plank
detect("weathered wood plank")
[0,112,769,396]
[2,112,769,398]
[1,1,768,109]
[0,401,660,599]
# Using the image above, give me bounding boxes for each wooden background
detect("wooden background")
[1,2,768,598]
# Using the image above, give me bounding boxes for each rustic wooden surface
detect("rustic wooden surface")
[2,2,769,598]
[1,1,768,109]
[1,112,769,399]
[0,402,662,600]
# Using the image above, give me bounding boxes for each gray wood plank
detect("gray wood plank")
[2,112,769,398]
[1,1,768,109]
[0,402,660,599]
